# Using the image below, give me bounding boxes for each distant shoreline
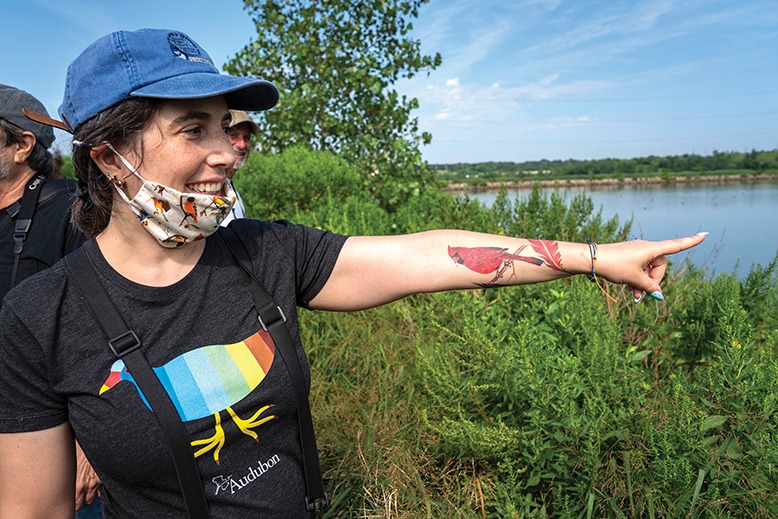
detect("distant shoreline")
[442,172,778,193]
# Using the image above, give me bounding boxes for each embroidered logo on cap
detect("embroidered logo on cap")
[167,32,213,66]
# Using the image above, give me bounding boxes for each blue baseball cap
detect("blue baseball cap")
[57,29,279,131]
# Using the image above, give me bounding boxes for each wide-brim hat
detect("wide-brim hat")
[28,29,278,133]
[229,110,260,135]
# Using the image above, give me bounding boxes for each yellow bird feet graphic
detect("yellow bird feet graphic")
[192,411,226,463]
[191,406,277,463]
[227,405,277,441]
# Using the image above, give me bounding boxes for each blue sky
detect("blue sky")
[2,0,776,163]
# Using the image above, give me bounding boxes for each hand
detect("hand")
[75,440,101,511]
[595,233,707,301]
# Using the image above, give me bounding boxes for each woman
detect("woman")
[0,29,705,518]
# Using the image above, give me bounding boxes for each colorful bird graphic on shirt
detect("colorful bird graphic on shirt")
[100,330,277,463]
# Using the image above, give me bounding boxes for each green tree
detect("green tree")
[54,153,75,180]
[226,0,442,211]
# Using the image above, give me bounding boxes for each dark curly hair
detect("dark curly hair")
[71,98,162,237]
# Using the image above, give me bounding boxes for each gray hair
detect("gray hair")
[0,118,54,176]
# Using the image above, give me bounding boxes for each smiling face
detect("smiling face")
[114,96,235,199]
[90,96,238,249]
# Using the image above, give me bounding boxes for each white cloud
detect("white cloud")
[512,75,611,100]
[544,115,594,129]
[526,0,562,11]
[401,0,778,162]
[419,79,510,128]
[628,0,675,31]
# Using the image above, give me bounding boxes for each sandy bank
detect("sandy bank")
[442,172,778,193]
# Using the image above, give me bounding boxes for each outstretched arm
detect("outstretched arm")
[310,230,706,311]
[0,423,75,518]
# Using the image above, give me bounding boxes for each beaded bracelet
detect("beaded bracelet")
[586,238,617,303]
[586,239,598,282]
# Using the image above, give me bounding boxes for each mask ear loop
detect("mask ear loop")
[102,142,138,188]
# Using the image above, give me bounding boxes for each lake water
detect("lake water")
[464,182,778,279]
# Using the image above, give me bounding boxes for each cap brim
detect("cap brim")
[131,74,278,111]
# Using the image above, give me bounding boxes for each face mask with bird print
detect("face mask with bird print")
[105,143,235,248]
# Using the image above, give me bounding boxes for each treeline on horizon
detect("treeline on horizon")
[430,148,778,181]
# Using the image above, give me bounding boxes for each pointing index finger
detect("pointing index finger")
[658,232,708,256]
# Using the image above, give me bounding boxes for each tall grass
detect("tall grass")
[240,149,778,517]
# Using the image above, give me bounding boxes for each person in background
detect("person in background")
[0,84,85,300]
[0,29,706,517]
[221,109,259,225]
[0,84,99,517]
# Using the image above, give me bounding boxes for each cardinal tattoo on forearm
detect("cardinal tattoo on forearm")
[448,240,567,287]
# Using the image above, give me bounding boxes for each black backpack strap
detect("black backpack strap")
[218,226,329,517]
[37,177,77,202]
[62,248,210,519]
[8,173,47,291]
[0,201,19,235]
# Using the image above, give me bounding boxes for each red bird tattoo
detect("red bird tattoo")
[448,245,544,286]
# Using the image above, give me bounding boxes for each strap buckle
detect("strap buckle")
[13,218,32,254]
[305,493,330,516]
[5,201,21,219]
[257,305,286,332]
[108,330,142,358]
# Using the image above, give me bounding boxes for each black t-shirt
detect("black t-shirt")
[0,219,348,518]
[0,177,86,302]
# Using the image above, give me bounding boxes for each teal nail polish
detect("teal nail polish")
[696,231,709,237]
[633,293,645,303]
[648,291,664,301]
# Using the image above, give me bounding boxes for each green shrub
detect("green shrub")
[235,146,366,221]
[417,276,778,517]
[231,152,778,517]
